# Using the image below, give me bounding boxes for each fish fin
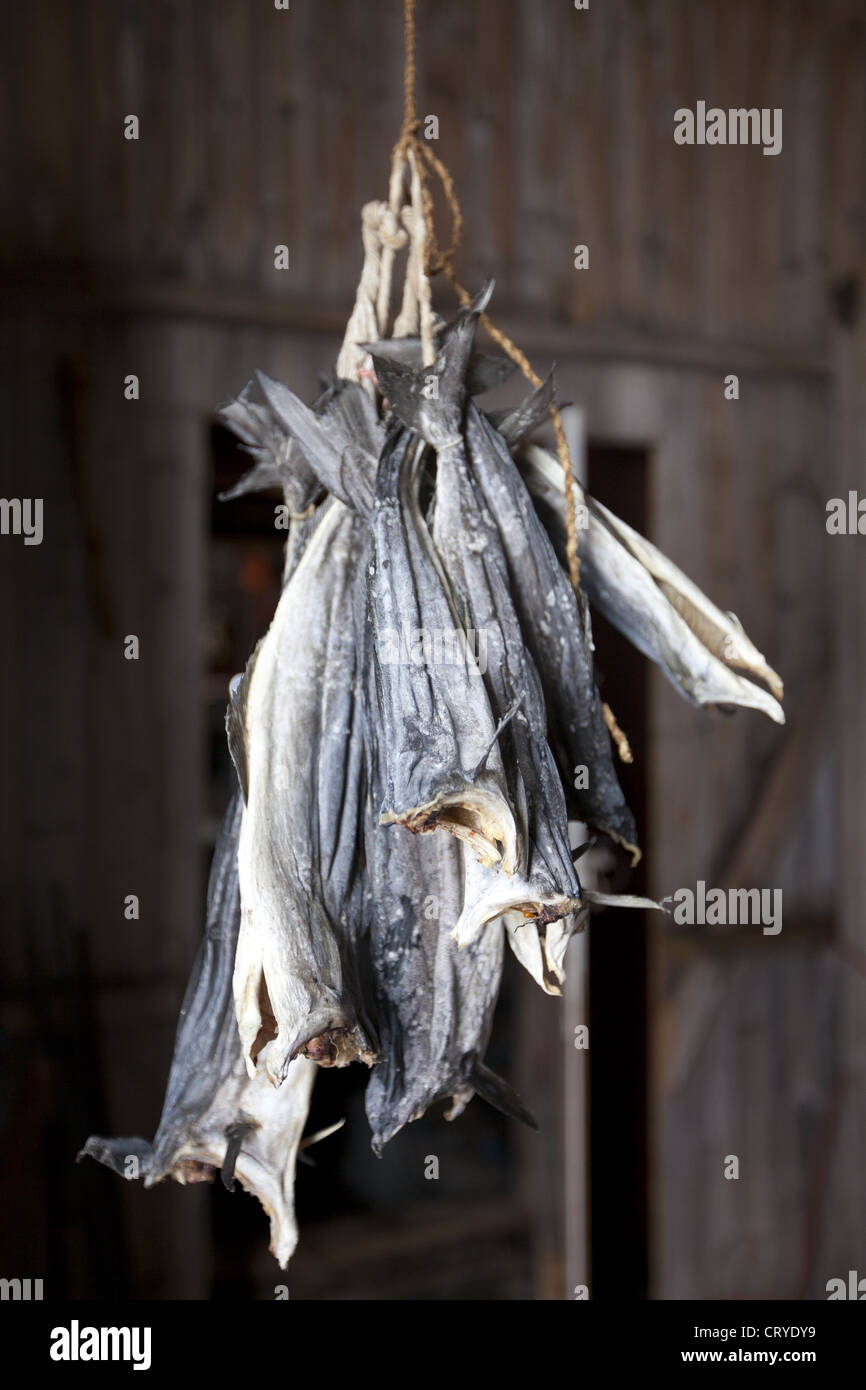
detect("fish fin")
[465,351,517,396]
[218,457,284,502]
[367,281,494,447]
[256,371,341,488]
[582,889,671,913]
[77,1136,153,1178]
[470,1062,539,1131]
[572,836,598,863]
[218,386,285,498]
[366,341,514,399]
[488,372,556,447]
[365,307,512,398]
[257,372,381,512]
[298,1118,346,1150]
[218,381,323,511]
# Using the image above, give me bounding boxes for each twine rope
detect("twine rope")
[389,0,582,590]
[339,0,631,762]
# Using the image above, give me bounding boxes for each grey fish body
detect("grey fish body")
[518,442,785,723]
[462,404,638,857]
[256,372,382,516]
[233,497,376,1083]
[369,288,586,974]
[363,793,511,1151]
[429,408,582,953]
[364,423,517,871]
[81,793,317,1268]
[369,287,633,857]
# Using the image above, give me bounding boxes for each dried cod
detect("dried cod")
[363,421,519,870]
[518,441,784,722]
[363,796,534,1150]
[80,793,316,1268]
[462,402,639,856]
[369,290,583,982]
[229,495,377,1081]
[80,273,783,1274]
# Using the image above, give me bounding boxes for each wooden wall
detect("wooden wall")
[4,0,863,346]
[1,0,864,1299]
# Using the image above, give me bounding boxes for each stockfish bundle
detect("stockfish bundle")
[81,8,784,1272]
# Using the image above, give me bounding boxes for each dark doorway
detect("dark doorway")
[586,443,650,1301]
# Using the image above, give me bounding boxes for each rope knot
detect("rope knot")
[379,208,409,252]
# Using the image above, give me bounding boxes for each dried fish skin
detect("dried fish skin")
[363,797,519,1151]
[369,281,494,452]
[369,282,633,853]
[519,443,785,723]
[218,379,322,514]
[368,289,585,964]
[462,403,639,856]
[232,496,377,1082]
[364,422,518,871]
[80,794,317,1269]
[362,332,517,400]
[175,1045,316,1270]
[595,499,784,701]
[161,1047,317,1270]
[82,1059,315,1271]
[151,791,246,1155]
[486,373,556,450]
[421,353,581,953]
[84,1054,316,1270]
[453,851,581,973]
[80,794,245,1180]
[502,908,585,996]
[256,372,383,516]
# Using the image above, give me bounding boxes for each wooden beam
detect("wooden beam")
[1,271,832,381]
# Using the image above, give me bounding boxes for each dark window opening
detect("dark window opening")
[586,442,650,1301]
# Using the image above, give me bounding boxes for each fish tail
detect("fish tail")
[469,1061,539,1131]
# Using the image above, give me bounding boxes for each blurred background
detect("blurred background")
[1,0,864,1300]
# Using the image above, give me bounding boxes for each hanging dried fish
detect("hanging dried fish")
[363,794,533,1149]
[77,0,789,1281]
[229,496,377,1082]
[518,441,785,722]
[362,421,519,870]
[460,400,639,858]
[255,374,383,517]
[81,255,784,1274]
[218,379,322,514]
[79,794,317,1268]
[370,290,583,980]
[219,378,334,581]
